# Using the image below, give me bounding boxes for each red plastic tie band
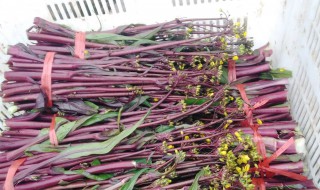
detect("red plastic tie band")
[252,178,266,190]
[236,84,268,124]
[49,114,58,146]
[74,32,86,59]
[4,158,27,190]
[41,52,55,107]
[236,84,307,188]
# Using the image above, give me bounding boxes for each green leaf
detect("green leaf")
[184,98,208,105]
[90,185,100,190]
[266,153,303,162]
[260,68,292,80]
[84,101,99,110]
[189,169,205,190]
[118,107,124,130]
[86,33,158,46]
[155,125,175,133]
[142,100,152,108]
[54,167,113,181]
[90,159,101,166]
[134,158,148,164]
[133,25,162,39]
[61,110,151,159]
[100,98,116,103]
[123,96,150,111]
[27,144,67,153]
[174,46,186,52]
[120,168,149,190]
[38,128,49,137]
[81,112,118,127]
[58,180,71,186]
[219,66,228,84]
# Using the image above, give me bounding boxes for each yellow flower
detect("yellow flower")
[206,139,211,144]
[184,136,190,140]
[153,98,159,102]
[197,63,203,70]
[220,60,223,65]
[187,27,193,33]
[225,183,231,188]
[236,167,242,174]
[223,144,228,150]
[257,118,263,125]
[220,151,227,156]
[235,34,240,39]
[84,49,89,56]
[227,119,233,124]
[235,22,241,27]
[243,164,250,172]
[221,37,225,42]
[232,56,239,61]
[279,68,285,72]
[234,131,241,138]
[167,145,174,149]
[237,155,250,164]
[207,92,214,97]
[169,121,174,126]
[243,31,247,37]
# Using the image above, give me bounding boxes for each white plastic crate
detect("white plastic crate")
[0,0,319,187]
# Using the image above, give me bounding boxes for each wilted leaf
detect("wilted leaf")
[123,96,151,111]
[55,100,98,115]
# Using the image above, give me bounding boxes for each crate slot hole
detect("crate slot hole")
[54,4,64,20]
[105,0,113,13]
[172,0,176,7]
[76,1,85,17]
[83,0,92,16]
[119,0,126,12]
[316,164,320,178]
[179,0,183,6]
[69,2,78,18]
[112,0,120,13]
[62,3,71,19]
[97,0,105,14]
[312,152,320,168]
[47,5,57,21]
[90,0,99,15]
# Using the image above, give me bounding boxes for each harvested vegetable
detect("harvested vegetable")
[0,15,315,190]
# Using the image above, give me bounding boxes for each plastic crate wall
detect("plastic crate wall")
[0,0,319,187]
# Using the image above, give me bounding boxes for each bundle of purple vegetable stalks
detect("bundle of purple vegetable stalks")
[0,15,316,190]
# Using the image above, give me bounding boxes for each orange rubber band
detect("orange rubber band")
[74,32,86,59]
[41,52,55,107]
[4,158,27,190]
